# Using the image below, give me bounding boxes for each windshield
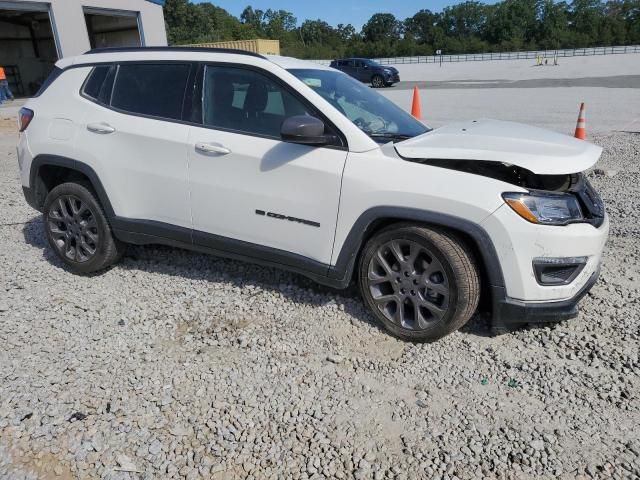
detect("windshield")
[365,59,381,67]
[288,68,429,142]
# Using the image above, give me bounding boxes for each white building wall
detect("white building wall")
[10,0,167,57]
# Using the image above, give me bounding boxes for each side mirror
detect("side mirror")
[281,115,327,145]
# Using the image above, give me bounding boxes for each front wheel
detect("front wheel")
[43,182,124,274]
[358,224,480,342]
[371,75,385,88]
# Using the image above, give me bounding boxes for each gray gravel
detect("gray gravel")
[1,119,639,479]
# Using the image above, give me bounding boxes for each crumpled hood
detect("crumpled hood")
[395,118,602,175]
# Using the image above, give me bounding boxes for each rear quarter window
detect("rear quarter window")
[82,65,115,104]
[110,63,191,121]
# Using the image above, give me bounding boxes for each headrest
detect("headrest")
[244,80,268,113]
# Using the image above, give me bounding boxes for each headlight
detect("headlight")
[502,191,583,225]
[384,68,392,74]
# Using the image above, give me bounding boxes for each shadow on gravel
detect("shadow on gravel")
[22,215,105,277]
[23,214,494,340]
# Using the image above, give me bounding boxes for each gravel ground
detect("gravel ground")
[0,119,639,479]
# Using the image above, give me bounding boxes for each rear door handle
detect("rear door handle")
[87,122,115,134]
[195,142,231,155]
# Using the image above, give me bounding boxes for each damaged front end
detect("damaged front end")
[405,157,606,228]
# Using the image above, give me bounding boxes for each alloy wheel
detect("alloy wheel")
[47,195,100,263]
[372,75,384,88]
[366,239,451,330]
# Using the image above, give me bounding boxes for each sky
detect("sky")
[198,1,473,30]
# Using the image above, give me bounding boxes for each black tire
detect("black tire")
[358,224,480,342]
[43,182,124,274]
[371,75,385,88]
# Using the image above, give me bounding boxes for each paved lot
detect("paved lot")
[393,75,640,90]
[379,82,640,135]
[1,102,639,478]
[376,54,640,134]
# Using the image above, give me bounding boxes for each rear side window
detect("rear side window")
[111,63,190,120]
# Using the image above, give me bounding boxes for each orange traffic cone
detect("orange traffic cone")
[411,86,422,120]
[574,102,586,140]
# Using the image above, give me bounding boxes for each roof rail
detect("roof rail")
[83,46,267,59]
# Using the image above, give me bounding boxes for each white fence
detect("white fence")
[312,44,640,66]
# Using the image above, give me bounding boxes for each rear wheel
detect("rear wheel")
[43,182,124,273]
[371,75,385,88]
[358,224,480,342]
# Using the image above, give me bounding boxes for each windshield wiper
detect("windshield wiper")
[368,133,413,141]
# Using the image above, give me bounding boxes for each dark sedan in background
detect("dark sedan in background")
[329,58,400,88]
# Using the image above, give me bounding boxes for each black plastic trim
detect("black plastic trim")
[29,155,115,217]
[532,258,587,286]
[328,206,506,289]
[111,217,336,287]
[84,46,267,59]
[22,186,38,211]
[492,267,600,331]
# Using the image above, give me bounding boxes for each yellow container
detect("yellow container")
[185,39,280,55]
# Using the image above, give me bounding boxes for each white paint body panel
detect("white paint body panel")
[481,206,609,301]
[187,126,346,264]
[395,118,603,174]
[17,51,609,307]
[75,102,192,228]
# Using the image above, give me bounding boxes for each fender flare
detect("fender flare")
[328,206,505,289]
[30,154,115,218]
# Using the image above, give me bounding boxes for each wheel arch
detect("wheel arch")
[329,207,505,295]
[29,155,115,218]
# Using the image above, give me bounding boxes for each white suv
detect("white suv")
[17,47,608,341]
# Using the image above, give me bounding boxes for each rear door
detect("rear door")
[75,62,193,231]
[341,60,357,80]
[354,60,369,82]
[186,64,348,267]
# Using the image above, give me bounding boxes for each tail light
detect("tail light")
[18,108,34,132]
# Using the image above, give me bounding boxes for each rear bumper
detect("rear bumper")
[491,266,600,331]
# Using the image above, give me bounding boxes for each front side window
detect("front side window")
[289,68,429,142]
[111,63,190,120]
[202,65,310,138]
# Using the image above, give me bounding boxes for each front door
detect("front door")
[187,64,347,268]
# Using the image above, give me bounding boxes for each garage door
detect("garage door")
[84,7,144,50]
[0,1,60,97]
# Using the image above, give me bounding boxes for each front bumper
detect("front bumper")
[481,198,608,330]
[491,266,600,331]
[385,73,400,83]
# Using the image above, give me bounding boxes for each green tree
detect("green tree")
[164,0,640,58]
[404,9,440,45]
[362,13,402,42]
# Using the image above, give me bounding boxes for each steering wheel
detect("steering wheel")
[354,116,389,134]
[317,91,347,116]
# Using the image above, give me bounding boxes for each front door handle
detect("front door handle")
[87,122,115,134]
[195,142,231,155]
